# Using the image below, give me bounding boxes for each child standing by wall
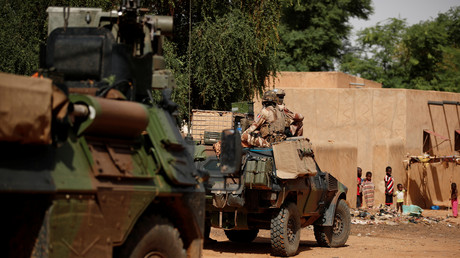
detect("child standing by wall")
[384,166,394,207]
[362,171,375,209]
[394,184,406,214]
[357,167,363,209]
[451,183,458,218]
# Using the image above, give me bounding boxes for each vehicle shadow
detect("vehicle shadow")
[204,236,317,255]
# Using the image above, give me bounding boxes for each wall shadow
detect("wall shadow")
[429,165,444,202]
[409,178,429,208]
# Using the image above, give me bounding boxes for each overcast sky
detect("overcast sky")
[349,0,459,34]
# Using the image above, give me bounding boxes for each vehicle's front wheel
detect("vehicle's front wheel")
[314,199,350,247]
[115,215,186,258]
[224,229,259,243]
[270,202,301,256]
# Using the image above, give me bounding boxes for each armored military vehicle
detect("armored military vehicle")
[0,3,209,257]
[195,119,350,256]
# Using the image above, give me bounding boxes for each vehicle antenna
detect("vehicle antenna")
[187,0,192,137]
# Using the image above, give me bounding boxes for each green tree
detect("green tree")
[190,9,278,110]
[340,18,408,88]
[278,0,373,71]
[340,6,460,92]
[155,0,281,112]
[404,7,460,91]
[0,0,113,76]
[436,7,460,92]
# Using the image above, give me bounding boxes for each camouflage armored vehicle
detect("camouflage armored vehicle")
[0,3,209,257]
[195,123,350,256]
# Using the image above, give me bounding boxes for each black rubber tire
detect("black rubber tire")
[270,202,301,257]
[314,199,351,247]
[115,215,186,258]
[224,229,259,243]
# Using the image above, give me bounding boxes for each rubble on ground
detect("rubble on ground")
[350,205,457,226]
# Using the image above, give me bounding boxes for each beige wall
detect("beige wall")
[404,90,460,207]
[255,82,460,208]
[267,71,382,89]
[312,140,357,207]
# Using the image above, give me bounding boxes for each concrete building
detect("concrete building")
[256,72,460,208]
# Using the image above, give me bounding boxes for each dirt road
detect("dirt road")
[203,210,460,257]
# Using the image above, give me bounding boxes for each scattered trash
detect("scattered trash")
[350,206,457,226]
[431,205,440,210]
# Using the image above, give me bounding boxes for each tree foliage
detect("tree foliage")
[153,0,281,112]
[0,0,114,75]
[340,18,408,88]
[340,7,460,92]
[190,9,279,110]
[278,0,373,71]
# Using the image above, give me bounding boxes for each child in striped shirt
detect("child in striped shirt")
[384,166,394,207]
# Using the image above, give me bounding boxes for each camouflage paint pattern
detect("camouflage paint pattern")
[201,144,348,230]
[0,5,205,257]
[0,91,205,257]
[193,105,349,233]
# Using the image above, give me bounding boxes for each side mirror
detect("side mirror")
[219,129,242,175]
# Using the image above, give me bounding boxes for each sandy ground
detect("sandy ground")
[203,209,460,257]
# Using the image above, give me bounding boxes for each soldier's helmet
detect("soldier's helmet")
[262,90,278,106]
[273,88,285,104]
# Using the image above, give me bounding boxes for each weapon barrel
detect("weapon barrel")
[72,96,149,138]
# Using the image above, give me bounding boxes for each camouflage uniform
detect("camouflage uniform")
[278,104,304,136]
[241,91,286,148]
[273,88,304,137]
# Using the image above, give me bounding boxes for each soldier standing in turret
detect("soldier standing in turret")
[273,88,304,137]
[241,90,286,148]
